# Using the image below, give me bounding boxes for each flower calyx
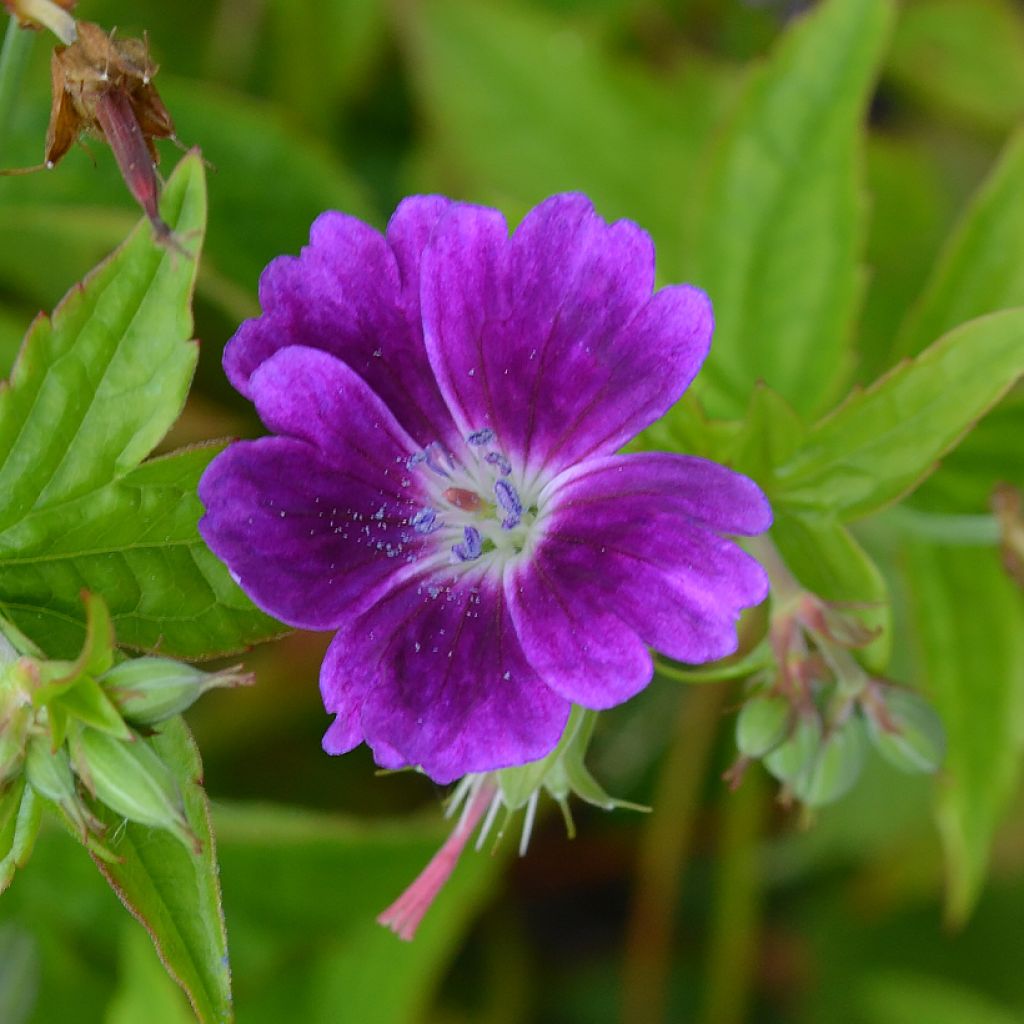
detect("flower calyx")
[0,593,244,890]
[378,707,643,941]
[727,592,945,808]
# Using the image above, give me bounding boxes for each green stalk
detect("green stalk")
[0,16,34,158]
[697,767,767,1024]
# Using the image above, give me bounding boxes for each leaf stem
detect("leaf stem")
[0,16,34,158]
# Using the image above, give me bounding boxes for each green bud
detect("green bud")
[736,692,791,758]
[100,658,254,727]
[793,717,866,807]
[24,735,99,839]
[0,704,32,786]
[0,781,41,894]
[73,727,197,850]
[764,710,822,784]
[866,687,945,774]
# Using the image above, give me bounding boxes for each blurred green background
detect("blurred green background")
[2,0,1024,1021]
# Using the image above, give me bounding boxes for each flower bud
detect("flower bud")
[0,703,32,786]
[0,780,42,894]
[72,727,198,851]
[23,734,99,838]
[865,687,945,774]
[792,717,866,807]
[764,710,822,784]
[100,658,253,727]
[736,692,791,758]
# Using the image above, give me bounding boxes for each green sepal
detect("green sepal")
[71,726,197,851]
[31,593,115,706]
[764,711,823,784]
[736,692,792,759]
[658,640,774,685]
[793,716,867,807]
[866,686,946,774]
[53,675,132,741]
[0,782,41,894]
[23,735,98,839]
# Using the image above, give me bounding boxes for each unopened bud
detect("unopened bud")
[24,735,99,838]
[73,727,197,850]
[0,781,42,893]
[865,687,945,774]
[736,692,791,758]
[0,704,32,786]
[100,658,253,727]
[792,717,866,806]
[764,710,822,784]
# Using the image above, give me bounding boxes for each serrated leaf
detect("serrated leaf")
[0,157,203,531]
[0,444,282,660]
[905,541,1024,923]
[773,309,1024,521]
[89,717,231,1024]
[690,0,892,418]
[896,128,1024,359]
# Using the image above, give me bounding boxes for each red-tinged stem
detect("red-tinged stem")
[93,88,170,237]
[378,779,498,941]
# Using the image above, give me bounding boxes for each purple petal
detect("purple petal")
[224,196,460,450]
[420,193,712,478]
[325,568,571,783]
[198,349,431,630]
[508,454,770,705]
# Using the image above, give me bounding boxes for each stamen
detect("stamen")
[378,779,497,941]
[443,487,484,512]
[494,480,523,529]
[519,789,540,856]
[467,428,495,447]
[485,451,512,476]
[411,508,440,534]
[452,526,483,562]
[424,441,454,478]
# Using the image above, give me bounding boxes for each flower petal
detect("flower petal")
[198,348,434,630]
[421,193,712,479]
[224,196,460,449]
[326,568,571,783]
[508,454,770,706]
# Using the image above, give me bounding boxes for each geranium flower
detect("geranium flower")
[198,194,771,784]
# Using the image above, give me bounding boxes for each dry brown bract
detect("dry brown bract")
[3,0,77,38]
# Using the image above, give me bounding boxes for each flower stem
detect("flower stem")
[0,16,33,157]
[697,766,767,1024]
[622,683,728,1024]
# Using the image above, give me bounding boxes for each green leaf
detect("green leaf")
[887,0,1024,134]
[896,128,1024,359]
[773,309,1024,521]
[690,0,892,418]
[905,542,1024,923]
[0,444,282,660]
[408,0,733,276]
[859,970,1023,1024]
[0,924,37,1024]
[0,157,203,531]
[89,717,231,1024]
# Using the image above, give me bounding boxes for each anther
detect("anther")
[494,480,523,530]
[485,452,512,476]
[452,527,483,562]
[467,428,495,447]
[411,508,440,533]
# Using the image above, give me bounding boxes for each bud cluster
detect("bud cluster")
[0,593,251,890]
[729,592,945,808]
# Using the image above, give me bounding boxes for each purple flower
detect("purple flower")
[198,194,771,784]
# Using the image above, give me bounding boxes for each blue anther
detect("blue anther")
[467,428,495,447]
[406,451,427,470]
[494,479,523,530]
[452,526,483,562]
[485,451,512,476]
[423,441,454,478]
[411,507,440,534]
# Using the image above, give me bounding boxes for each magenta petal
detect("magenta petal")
[329,569,571,783]
[224,197,460,449]
[421,194,712,478]
[198,350,431,630]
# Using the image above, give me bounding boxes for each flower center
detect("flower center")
[405,430,542,567]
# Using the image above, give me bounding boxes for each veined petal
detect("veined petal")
[420,193,712,480]
[327,568,571,783]
[508,454,770,706]
[224,196,460,449]
[198,349,433,630]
